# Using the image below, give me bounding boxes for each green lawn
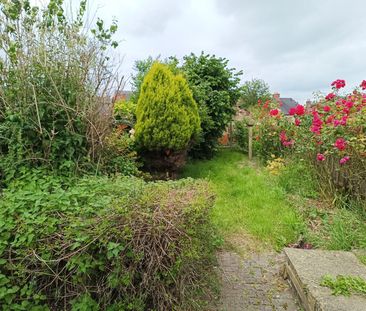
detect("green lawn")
[182,149,302,249]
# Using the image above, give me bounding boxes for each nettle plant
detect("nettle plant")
[256,79,366,201]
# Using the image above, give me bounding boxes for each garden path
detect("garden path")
[182,150,303,310]
[214,249,301,311]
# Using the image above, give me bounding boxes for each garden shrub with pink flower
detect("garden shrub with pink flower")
[254,80,366,202]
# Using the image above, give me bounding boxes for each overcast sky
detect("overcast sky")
[88,0,366,104]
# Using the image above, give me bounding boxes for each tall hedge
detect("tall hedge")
[135,62,200,152]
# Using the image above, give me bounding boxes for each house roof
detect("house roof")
[113,90,133,103]
[280,97,298,114]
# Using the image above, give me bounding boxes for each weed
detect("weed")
[321,275,366,296]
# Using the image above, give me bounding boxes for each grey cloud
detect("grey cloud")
[94,0,366,103]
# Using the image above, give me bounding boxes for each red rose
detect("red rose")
[317,153,326,161]
[360,80,366,90]
[289,107,296,115]
[326,115,334,124]
[339,156,350,165]
[295,104,305,116]
[270,109,279,116]
[310,111,322,134]
[331,79,346,89]
[323,105,331,112]
[325,93,335,101]
[334,138,347,151]
[345,101,354,108]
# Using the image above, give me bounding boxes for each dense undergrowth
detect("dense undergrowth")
[0,0,138,181]
[273,157,366,251]
[0,172,216,310]
[0,1,219,310]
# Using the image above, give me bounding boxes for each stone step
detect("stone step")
[283,248,366,311]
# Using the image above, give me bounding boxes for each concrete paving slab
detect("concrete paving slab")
[283,248,366,311]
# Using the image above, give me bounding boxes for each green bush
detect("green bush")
[135,62,200,151]
[233,120,249,152]
[0,172,216,310]
[98,129,140,176]
[278,158,319,198]
[130,53,243,159]
[182,52,243,158]
[114,99,137,128]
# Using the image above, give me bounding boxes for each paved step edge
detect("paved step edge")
[283,252,322,311]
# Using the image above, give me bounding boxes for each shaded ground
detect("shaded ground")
[215,249,301,311]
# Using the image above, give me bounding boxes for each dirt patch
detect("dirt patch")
[224,231,271,257]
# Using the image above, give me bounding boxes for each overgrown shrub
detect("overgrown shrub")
[182,53,243,158]
[252,79,366,203]
[0,172,216,310]
[135,62,200,174]
[114,99,137,128]
[98,129,140,176]
[0,0,126,181]
[233,120,249,152]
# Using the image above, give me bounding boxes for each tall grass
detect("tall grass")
[277,158,366,251]
[182,149,302,249]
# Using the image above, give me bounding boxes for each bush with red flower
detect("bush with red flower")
[252,79,366,202]
[253,100,297,161]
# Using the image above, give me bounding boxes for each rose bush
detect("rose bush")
[253,80,366,202]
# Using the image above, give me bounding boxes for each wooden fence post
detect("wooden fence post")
[248,126,253,160]
[245,117,255,160]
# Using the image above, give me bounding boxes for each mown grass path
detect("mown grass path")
[182,149,301,249]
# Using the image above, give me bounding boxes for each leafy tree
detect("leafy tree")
[135,62,200,172]
[130,56,156,103]
[240,78,272,109]
[182,52,243,158]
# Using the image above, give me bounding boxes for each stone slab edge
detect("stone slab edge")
[283,249,366,311]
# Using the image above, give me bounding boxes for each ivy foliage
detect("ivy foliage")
[135,62,200,151]
[0,171,216,310]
